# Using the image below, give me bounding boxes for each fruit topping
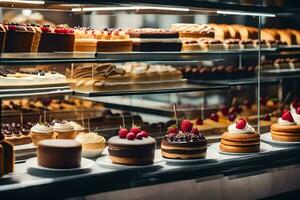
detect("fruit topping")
[191,127,199,135]
[118,127,128,138]
[220,106,229,116]
[297,107,300,115]
[282,110,294,122]
[282,108,289,115]
[195,118,203,125]
[209,113,219,122]
[181,119,193,133]
[167,125,178,134]
[139,131,148,138]
[126,132,135,140]
[228,113,237,122]
[236,118,247,129]
[130,125,141,135]
[136,132,143,140]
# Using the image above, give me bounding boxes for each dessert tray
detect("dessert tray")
[260,132,300,146]
[218,142,272,155]
[96,150,163,170]
[26,157,94,173]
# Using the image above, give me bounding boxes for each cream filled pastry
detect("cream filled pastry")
[220,118,260,153]
[69,121,85,135]
[271,110,300,142]
[53,120,76,139]
[30,123,54,146]
[75,132,106,158]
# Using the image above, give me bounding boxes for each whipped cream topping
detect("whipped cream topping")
[290,104,296,113]
[53,121,74,132]
[291,112,300,125]
[278,117,296,125]
[76,132,106,144]
[69,121,85,131]
[228,122,255,134]
[30,123,53,134]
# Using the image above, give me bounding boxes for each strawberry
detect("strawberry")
[8,25,17,31]
[220,106,229,116]
[282,111,294,122]
[118,127,128,138]
[195,118,203,125]
[130,125,141,135]
[282,109,289,115]
[126,132,135,140]
[236,118,246,129]
[139,131,148,138]
[297,107,300,115]
[181,119,193,133]
[191,127,199,135]
[41,26,50,33]
[209,113,219,122]
[167,125,178,134]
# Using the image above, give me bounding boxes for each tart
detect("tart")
[108,126,156,165]
[161,119,207,159]
[220,118,260,153]
[204,113,227,135]
[191,118,213,136]
[271,110,300,142]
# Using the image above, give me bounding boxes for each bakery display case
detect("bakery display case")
[1,0,300,199]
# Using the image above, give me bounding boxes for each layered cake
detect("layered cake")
[223,39,240,50]
[2,122,33,146]
[181,39,201,51]
[4,23,34,52]
[38,25,56,52]
[95,28,132,52]
[198,38,224,51]
[30,23,42,52]
[220,118,260,153]
[75,132,106,158]
[128,28,182,51]
[0,134,14,176]
[37,139,82,169]
[161,119,207,159]
[108,126,156,165]
[74,27,97,52]
[170,23,214,38]
[271,110,300,142]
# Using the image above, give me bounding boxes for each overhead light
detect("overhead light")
[22,9,32,16]
[217,10,275,17]
[0,0,45,4]
[72,6,190,12]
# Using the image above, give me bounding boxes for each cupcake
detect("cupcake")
[75,132,106,158]
[69,121,85,135]
[30,123,54,146]
[53,120,75,139]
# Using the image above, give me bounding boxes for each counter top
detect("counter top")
[1,139,300,199]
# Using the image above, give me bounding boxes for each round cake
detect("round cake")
[220,118,260,153]
[161,119,207,159]
[271,109,300,142]
[108,126,156,165]
[37,139,82,169]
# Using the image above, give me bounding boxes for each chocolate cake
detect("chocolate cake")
[0,24,6,52]
[108,126,156,165]
[37,139,82,169]
[38,25,56,52]
[128,28,182,51]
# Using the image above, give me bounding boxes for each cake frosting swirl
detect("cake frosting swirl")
[31,123,53,134]
[53,120,74,132]
[69,121,85,131]
[228,122,255,134]
[76,132,105,144]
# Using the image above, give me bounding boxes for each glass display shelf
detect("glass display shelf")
[73,83,229,97]
[0,86,72,99]
[0,48,281,65]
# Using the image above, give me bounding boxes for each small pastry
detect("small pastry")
[191,118,213,136]
[30,123,54,146]
[53,120,76,139]
[69,121,85,135]
[75,132,106,158]
[204,113,227,135]
[220,118,260,153]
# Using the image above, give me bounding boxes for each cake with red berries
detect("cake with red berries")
[0,24,6,52]
[107,125,156,165]
[54,24,75,52]
[220,118,260,153]
[4,23,34,52]
[204,113,227,135]
[161,119,207,159]
[38,24,56,52]
[191,118,213,136]
[271,110,300,142]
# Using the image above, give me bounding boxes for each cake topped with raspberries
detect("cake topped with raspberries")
[161,119,207,159]
[107,125,156,165]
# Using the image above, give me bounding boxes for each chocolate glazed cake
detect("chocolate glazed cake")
[128,28,182,51]
[108,135,156,165]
